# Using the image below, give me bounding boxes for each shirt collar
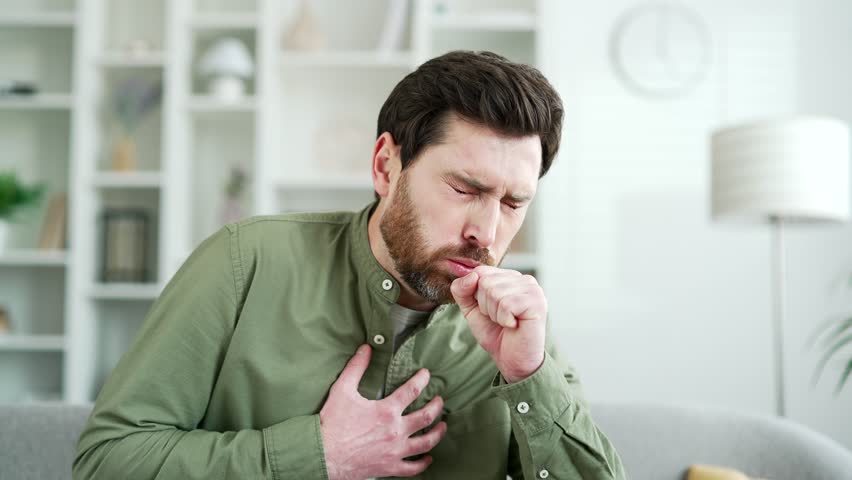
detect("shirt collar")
[351,200,402,304]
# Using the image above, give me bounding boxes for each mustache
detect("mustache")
[432,243,497,267]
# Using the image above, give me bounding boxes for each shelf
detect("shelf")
[274,176,374,191]
[0,335,66,352]
[97,51,166,68]
[189,13,258,29]
[0,12,77,27]
[92,171,163,189]
[89,283,163,301]
[188,96,256,113]
[501,252,538,271]
[431,11,537,31]
[0,250,68,267]
[280,51,414,69]
[0,94,73,110]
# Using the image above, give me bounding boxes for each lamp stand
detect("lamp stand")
[770,216,787,417]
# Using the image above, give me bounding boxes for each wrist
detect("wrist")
[501,352,545,383]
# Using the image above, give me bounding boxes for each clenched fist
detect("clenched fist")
[450,266,547,383]
[320,344,447,480]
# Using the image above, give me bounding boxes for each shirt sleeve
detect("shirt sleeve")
[72,224,329,480]
[493,333,626,480]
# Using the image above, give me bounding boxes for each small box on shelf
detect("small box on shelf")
[99,208,152,283]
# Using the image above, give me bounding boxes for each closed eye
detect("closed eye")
[452,186,472,195]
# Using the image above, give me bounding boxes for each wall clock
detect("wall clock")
[609,3,712,98]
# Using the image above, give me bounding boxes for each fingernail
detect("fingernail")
[358,344,368,354]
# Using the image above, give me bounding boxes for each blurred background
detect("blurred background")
[0,0,850,453]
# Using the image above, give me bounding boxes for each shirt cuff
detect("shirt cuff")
[491,352,573,435]
[262,414,329,480]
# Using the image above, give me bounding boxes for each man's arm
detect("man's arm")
[497,338,626,480]
[73,225,327,480]
[451,267,626,480]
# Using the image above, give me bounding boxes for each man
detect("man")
[74,50,625,479]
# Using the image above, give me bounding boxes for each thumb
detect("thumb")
[451,272,479,311]
[336,344,372,390]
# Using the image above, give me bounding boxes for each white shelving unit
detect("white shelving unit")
[0,12,77,27]
[0,94,74,110]
[0,250,68,267]
[0,335,66,352]
[0,0,541,404]
[97,52,166,68]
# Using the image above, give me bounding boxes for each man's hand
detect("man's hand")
[450,266,547,383]
[320,344,447,480]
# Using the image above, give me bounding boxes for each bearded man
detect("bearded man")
[74,50,626,480]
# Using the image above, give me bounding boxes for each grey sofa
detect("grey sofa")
[2,402,851,479]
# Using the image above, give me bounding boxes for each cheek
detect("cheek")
[498,214,526,250]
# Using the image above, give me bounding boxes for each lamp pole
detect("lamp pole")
[770,215,787,417]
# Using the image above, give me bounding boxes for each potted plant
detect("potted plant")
[0,172,45,250]
[109,78,162,171]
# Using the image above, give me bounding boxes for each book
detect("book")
[37,193,67,250]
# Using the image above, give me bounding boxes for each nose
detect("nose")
[463,200,500,248]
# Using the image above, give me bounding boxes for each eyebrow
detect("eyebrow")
[442,172,533,203]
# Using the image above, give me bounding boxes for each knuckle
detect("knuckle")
[407,383,422,399]
[419,409,433,427]
[384,426,402,442]
[378,406,396,423]
[424,431,441,449]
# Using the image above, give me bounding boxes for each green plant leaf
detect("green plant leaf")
[806,316,846,349]
[835,358,852,395]
[812,333,852,389]
[820,317,852,349]
[0,172,45,221]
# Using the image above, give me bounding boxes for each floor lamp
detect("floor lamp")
[710,116,850,417]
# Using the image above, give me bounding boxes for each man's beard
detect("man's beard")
[380,174,497,305]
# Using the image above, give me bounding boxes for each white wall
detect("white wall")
[537,0,852,449]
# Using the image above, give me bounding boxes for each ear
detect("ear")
[371,132,401,199]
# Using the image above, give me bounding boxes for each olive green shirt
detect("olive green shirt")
[73,202,626,480]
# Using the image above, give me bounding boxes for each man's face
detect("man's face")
[380,114,542,305]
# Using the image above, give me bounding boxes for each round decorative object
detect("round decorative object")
[609,3,711,98]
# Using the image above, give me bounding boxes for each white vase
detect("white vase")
[0,220,8,251]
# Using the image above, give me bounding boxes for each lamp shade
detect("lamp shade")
[711,116,850,223]
[197,38,254,78]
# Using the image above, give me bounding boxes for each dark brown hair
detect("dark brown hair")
[377,50,563,179]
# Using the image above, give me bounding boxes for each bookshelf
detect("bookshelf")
[0,0,542,403]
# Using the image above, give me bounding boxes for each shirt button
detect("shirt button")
[382,279,393,290]
[373,334,386,345]
[538,469,549,478]
[517,401,530,414]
